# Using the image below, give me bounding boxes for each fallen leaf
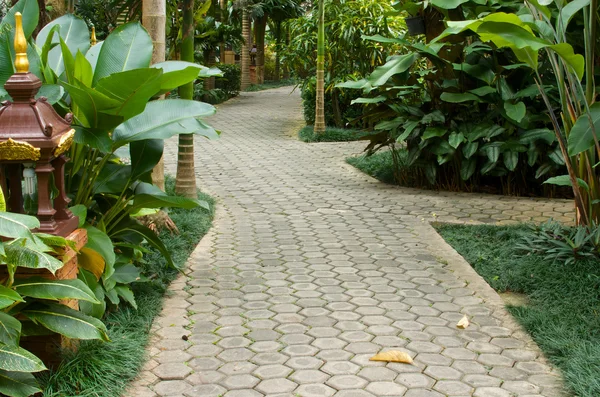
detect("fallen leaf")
[369,350,413,364]
[457,315,470,329]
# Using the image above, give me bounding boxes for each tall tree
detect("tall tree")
[175,0,197,197]
[143,0,167,191]
[313,0,325,133]
[240,8,251,89]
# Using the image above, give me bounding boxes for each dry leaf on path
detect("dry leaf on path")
[457,314,470,329]
[369,350,413,364]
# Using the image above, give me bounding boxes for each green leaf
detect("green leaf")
[558,0,589,36]
[367,54,418,87]
[111,220,174,267]
[0,212,38,239]
[78,269,106,319]
[469,86,497,96]
[13,277,99,303]
[448,132,465,149]
[114,286,137,309]
[430,0,469,8]
[85,42,103,72]
[112,99,217,147]
[519,128,555,144]
[130,139,164,181]
[151,61,205,92]
[69,204,87,228]
[422,127,447,140]
[0,285,23,310]
[0,344,46,372]
[22,303,109,341]
[351,96,386,104]
[130,193,206,213]
[95,68,163,119]
[83,225,116,269]
[1,0,39,39]
[484,144,501,163]
[0,370,41,397]
[504,101,526,122]
[544,175,589,191]
[0,313,21,347]
[35,14,90,77]
[74,51,93,88]
[60,80,122,129]
[568,102,600,155]
[453,63,495,85]
[440,92,481,103]
[93,22,152,86]
[462,141,479,159]
[503,151,519,171]
[460,158,476,180]
[35,84,64,104]
[74,126,113,153]
[110,264,141,284]
[92,163,130,194]
[421,110,445,124]
[4,241,64,274]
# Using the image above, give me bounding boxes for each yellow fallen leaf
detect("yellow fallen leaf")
[457,315,470,329]
[369,350,413,364]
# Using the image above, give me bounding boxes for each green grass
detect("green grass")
[436,224,600,397]
[299,125,370,143]
[245,78,297,92]
[40,178,215,397]
[346,149,423,187]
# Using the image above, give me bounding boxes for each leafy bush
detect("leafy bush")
[347,149,423,186]
[341,1,571,195]
[298,125,369,142]
[214,63,241,98]
[519,221,600,266]
[301,77,364,128]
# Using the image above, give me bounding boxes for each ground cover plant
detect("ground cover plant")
[40,178,214,397]
[347,149,422,187]
[298,125,369,143]
[436,223,600,397]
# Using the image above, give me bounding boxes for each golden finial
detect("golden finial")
[91,26,97,46]
[14,12,29,73]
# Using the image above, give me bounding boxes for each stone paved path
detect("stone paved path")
[130,87,571,397]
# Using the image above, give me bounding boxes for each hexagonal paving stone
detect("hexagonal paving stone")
[255,378,298,394]
[321,361,361,376]
[326,375,368,390]
[253,364,293,380]
[219,374,260,390]
[218,361,257,375]
[294,383,336,397]
[290,369,330,384]
[285,356,324,370]
[357,367,397,382]
[433,380,473,395]
[365,381,407,396]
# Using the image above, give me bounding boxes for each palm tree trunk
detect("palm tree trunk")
[314,0,326,133]
[283,24,290,80]
[143,0,166,191]
[176,0,197,198]
[219,0,227,61]
[240,9,251,90]
[274,21,281,82]
[255,15,267,84]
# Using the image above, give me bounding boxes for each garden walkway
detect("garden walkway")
[131,87,572,397]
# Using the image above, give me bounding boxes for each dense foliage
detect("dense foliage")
[343,0,598,200]
[283,0,404,128]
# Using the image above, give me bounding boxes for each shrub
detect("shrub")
[214,63,241,98]
[301,77,364,128]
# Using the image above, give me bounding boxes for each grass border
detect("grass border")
[298,125,370,143]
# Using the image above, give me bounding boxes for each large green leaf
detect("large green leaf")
[430,0,470,8]
[22,303,109,341]
[111,220,174,267]
[448,132,465,149]
[0,286,23,310]
[78,269,106,319]
[460,158,477,180]
[422,127,447,140]
[85,42,103,72]
[503,151,519,171]
[519,128,555,144]
[544,175,589,191]
[0,213,38,240]
[93,22,152,86]
[0,313,21,347]
[568,102,600,155]
[13,277,99,303]
[60,80,122,129]
[74,126,113,153]
[558,0,589,36]
[93,163,131,194]
[367,54,418,87]
[130,139,164,181]
[111,99,217,147]
[114,286,137,309]
[95,68,163,119]
[441,92,481,103]
[0,344,46,373]
[35,14,90,77]
[83,225,116,270]
[1,0,39,38]
[0,370,41,397]
[462,141,479,159]
[36,84,64,104]
[110,264,141,284]
[151,61,204,91]
[4,240,64,275]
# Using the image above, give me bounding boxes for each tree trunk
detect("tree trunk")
[143,0,166,191]
[176,0,197,198]
[254,15,267,84]
[274,21,281,82]
[204,49,216,90]
[240,9,251,90]
[314,0,326,133]
[283,24,290,80]
[219,0,227,61]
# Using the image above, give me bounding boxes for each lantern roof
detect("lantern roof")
[0,12,74,162]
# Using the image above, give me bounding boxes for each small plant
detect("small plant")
[519,221,600,266]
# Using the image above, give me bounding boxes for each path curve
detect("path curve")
[130,87,569,397]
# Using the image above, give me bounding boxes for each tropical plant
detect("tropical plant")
[1,0,220,311]
[433,0,598,223]
[0,212,109,397]
[339,0,580,195]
